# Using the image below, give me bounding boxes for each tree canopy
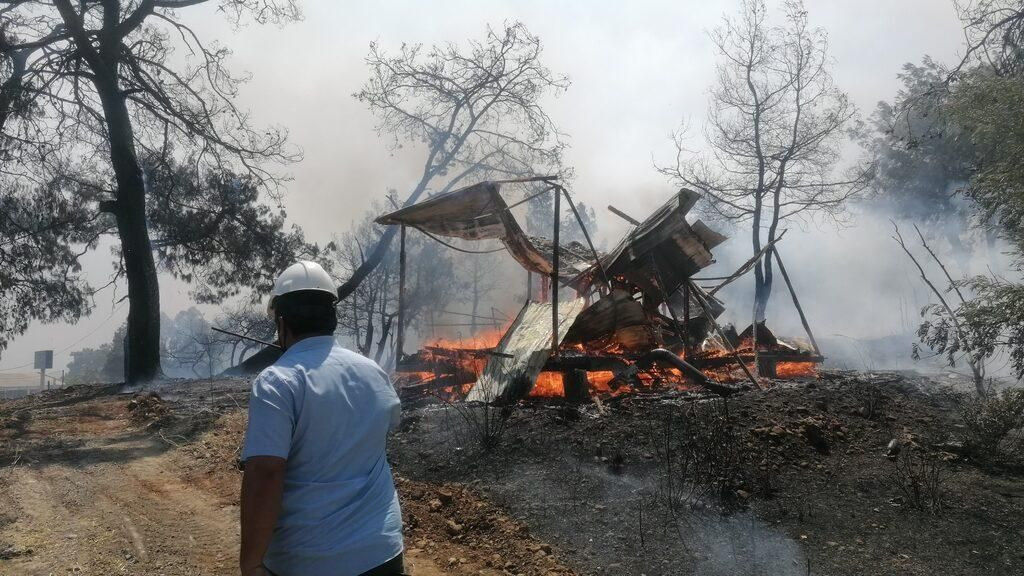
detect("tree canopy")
[0,1,309,376]
[660,0,869,325]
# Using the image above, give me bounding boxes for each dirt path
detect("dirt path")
[0,392,240,575]
[0,383,569,576]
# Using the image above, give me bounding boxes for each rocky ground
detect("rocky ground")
[0,370,1022,575]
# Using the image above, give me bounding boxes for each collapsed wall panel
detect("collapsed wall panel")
[466,298,587,404]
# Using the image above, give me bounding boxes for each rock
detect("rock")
[933,439,965,454]
[445,520,463,536]
[428,498,443,511]
[885,438,901,460]
[800,420,830,454]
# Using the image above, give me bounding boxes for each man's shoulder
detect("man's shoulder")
[329,346,390,378]
[254,363,300,389]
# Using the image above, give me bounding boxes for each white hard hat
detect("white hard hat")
[267,260,337,317]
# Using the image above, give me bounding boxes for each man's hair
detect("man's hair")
[274,290,337,337]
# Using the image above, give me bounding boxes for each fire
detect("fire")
[422,328,504,350]
[586,371,617,393]
[531,372,564,397]
[396,321,820,402]
[775,361,818,378]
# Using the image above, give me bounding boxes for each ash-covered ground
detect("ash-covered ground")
[390,370,1024,576]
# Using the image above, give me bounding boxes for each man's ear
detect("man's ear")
[275,316,286,346]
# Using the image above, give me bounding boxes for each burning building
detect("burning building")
[377,179,822,404]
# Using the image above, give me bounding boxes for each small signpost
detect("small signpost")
[34,350,53,390]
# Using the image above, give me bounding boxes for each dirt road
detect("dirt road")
[0,383,568,575]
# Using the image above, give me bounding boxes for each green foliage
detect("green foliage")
[0,181,107,356]
[65,347,115,385]
[912,68,1024,382]
[960,388,1024,455]
[947,71,1024,258]
[866,58,976,223]
[145,156,320,304]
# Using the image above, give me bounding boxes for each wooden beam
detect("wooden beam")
[772,247,821,355]
[562,187,611,289]
[552,186,561,357]
[688,279,759,388]
[706,229,788,297]
[649,255,688,349]
[607,204,641,226]
[682,281,693,358]
[564,369,590,403]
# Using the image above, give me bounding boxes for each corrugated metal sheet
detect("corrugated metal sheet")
[466,298,586,403]
[376,182,510,240]
[376,182,596,279]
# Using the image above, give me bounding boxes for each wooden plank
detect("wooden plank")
[563,289,653,350]
[608,205,641,225]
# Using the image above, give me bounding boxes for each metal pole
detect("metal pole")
[40,368,45,391]
[396,225,408,361]
[551,187,561,357]
[526,270,532,304]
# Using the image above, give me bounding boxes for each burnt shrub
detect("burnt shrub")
[887,451,952,514]
[960,388,1024,458]
[654,398,749,512]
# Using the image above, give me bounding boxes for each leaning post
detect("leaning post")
[773,247,821,355]
[395,225,408,362]
[551,187,561,357]
[682,281,693,358]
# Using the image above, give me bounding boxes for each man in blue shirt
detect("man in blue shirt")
[239,261,404,576]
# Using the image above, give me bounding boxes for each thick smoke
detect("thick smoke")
[701,200,1018,374]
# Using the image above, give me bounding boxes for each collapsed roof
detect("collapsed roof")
[376,181,594,280]
[376,182,726,291]
[378,180,731,400]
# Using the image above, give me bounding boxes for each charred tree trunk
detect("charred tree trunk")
[752,196,768,325]
[94,70,161,383]
[53,0,163,383]
[374,315,393,364]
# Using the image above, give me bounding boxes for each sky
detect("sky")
[0,0,970,376]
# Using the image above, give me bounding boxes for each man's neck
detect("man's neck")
[282,332,332,350]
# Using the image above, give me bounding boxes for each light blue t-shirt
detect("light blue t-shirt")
[241,336,403,576]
